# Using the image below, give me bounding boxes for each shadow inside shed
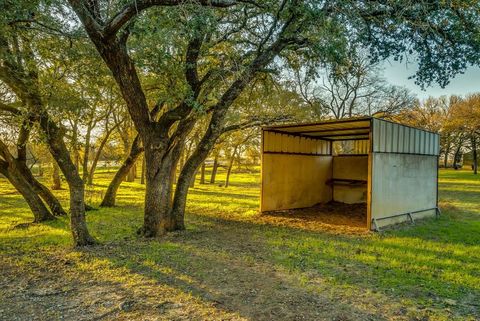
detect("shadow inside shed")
[261,117,440,231]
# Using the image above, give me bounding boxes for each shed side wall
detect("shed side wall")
[370,153,437,227]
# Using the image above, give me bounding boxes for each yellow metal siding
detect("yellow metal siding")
[263,131,330,154]
[261,154,333,212]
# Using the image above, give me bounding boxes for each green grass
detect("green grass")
[0,167,479,320]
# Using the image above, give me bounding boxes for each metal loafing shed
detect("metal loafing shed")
[260,117,440,230]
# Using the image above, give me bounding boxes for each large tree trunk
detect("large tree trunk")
[141,135,171,237]
[51,161,62,190]
[0,162,55,222]
[210,154,219,184]
[100,135,143,207]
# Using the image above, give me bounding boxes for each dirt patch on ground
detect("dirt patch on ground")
[259,202,369,235]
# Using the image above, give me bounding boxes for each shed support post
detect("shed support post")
[407,212,414,224]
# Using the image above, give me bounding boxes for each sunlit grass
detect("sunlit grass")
[0,167,479,320]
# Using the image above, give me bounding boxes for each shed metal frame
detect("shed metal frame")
[260,117,440,230]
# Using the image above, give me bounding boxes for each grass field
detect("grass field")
[0,167,479,320]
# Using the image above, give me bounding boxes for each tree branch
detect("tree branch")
[104,0,239,39]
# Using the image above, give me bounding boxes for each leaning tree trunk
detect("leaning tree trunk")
[87,125,117,185]
[125,162,136,182]
[101,135,143,207]
[0,163,55,222]
[171,128,221,230]
[225,146,239,188]
[39,113,96,246]
[17,162,67,216]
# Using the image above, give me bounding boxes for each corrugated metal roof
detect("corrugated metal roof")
[263,117,440,153]
[264,117,372,140]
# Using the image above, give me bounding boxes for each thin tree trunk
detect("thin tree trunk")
[101,135,143,207]
[472,136,478,175]
[200,162,206,184]
[87,126,117,185]
[82,125,93,183]
[125,162,136,182]
[454,146,462,169]
[210,155,218,184]
[443,148,449,168]
[52,161,62,190]
[225,146,238,188]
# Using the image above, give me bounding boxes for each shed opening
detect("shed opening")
[260,117,440,230]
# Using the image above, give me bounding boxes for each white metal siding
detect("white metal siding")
[372,118,439,155]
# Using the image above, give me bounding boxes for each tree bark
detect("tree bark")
[141,135,170,237]
[101,135,143,207]
[140,155,146,185]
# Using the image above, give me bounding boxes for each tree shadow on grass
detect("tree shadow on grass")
[56,210,477,320]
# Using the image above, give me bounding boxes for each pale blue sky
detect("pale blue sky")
[382,60,480,100]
